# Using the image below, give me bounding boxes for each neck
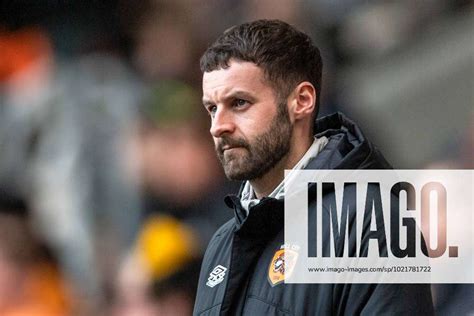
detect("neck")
[250,135,313,199]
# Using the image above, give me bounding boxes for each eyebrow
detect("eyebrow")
[202,90,255,107]
[230,90,255,101]
[202,99,215,109]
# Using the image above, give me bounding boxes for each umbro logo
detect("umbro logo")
[206,265,227,288]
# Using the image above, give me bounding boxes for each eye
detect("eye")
[234,99,248,107]
[207,105,217,117]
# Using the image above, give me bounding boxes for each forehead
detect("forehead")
[202,60,271,101]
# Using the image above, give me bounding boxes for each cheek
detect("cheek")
[242,120,268,140]
[247,103,278,125]
[234,114,260,134]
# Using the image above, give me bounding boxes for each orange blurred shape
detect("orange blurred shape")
[1,263,72,316]
[0,28,52,82]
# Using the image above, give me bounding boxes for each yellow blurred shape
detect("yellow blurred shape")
[136,215,198,281]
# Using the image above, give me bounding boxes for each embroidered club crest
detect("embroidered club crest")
[268,248,299,286]
[206,265,227,288]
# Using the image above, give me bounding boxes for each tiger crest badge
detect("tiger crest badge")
[268,245,299,286]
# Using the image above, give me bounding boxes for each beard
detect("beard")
[215,103,293,181]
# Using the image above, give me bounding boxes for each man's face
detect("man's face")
[202,60,293,180]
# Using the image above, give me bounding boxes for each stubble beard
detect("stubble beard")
[215,103,293,181]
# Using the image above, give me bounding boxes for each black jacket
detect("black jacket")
[193,112,434,315]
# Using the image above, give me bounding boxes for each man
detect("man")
[194,20,433,315]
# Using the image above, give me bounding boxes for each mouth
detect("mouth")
[218,139,248,155]
[222,146,242,153]
[223,145,236,150]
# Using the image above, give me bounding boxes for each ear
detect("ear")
[288,82,317,121]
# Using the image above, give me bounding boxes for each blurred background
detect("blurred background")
[0,0,472,315]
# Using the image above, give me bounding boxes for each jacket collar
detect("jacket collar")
[225,194,284,238]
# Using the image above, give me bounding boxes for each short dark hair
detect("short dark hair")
[200,19,323,118]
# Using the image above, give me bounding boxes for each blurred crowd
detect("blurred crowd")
[0,0,472,315]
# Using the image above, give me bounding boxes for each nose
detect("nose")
[210,108,235,138]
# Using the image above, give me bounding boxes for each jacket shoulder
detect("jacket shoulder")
[199,218,235,271]
[206,218,235,250]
